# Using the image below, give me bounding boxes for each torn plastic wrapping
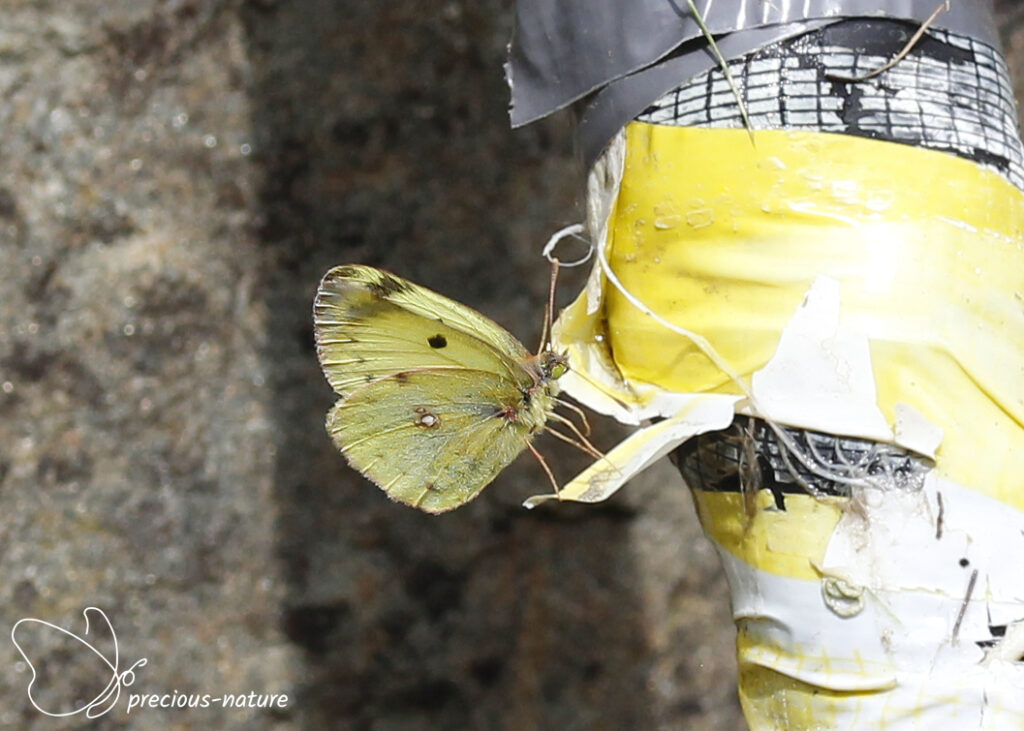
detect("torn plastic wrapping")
[539,124,1024,499]
[532,122,1024,729]
[508,0,1000,165]
[540,120,1024,726]
[511,1,1024,724]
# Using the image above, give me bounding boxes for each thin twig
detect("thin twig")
[685,0,755,144]
[828,1,949,83]
[952,568,979,644]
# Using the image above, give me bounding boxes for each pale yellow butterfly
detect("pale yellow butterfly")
[313,264,579,513]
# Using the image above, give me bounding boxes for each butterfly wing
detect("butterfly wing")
[327,369,548,513]
[314,265,531,396]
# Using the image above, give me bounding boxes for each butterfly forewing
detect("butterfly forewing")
[314,265,530,396]
[327,369,544,512]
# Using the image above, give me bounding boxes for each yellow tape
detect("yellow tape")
[691,490,844,581]
[594,123,1024,507]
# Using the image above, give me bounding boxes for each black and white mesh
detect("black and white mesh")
[636,19,1024,191]
[673,418,932,506]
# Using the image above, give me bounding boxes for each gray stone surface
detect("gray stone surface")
[1,2,1020,730]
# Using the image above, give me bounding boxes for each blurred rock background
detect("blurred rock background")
[1,2,1021,729]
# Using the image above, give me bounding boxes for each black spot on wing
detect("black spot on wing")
[428,334,447,349]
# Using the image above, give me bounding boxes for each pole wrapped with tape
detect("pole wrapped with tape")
[512,1,1024,727]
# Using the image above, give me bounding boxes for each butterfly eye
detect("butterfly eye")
[541,352,569,380]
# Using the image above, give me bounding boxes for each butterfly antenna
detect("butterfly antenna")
[527,442,561,499]
[549,412,604,459]
[537,256,561,353]
[554,397,592,437]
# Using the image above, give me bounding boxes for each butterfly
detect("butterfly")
[313,264,596,513]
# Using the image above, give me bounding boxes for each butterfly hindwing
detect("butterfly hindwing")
[314,265,531,397]
[327,369,541,513]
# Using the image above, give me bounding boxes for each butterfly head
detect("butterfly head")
[539,351,569,381]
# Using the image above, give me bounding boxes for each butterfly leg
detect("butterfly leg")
[553,397,593,436]
[549,412,603,458]
[527,442,561,499]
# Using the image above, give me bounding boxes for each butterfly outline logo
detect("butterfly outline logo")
[10,606,148,719]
